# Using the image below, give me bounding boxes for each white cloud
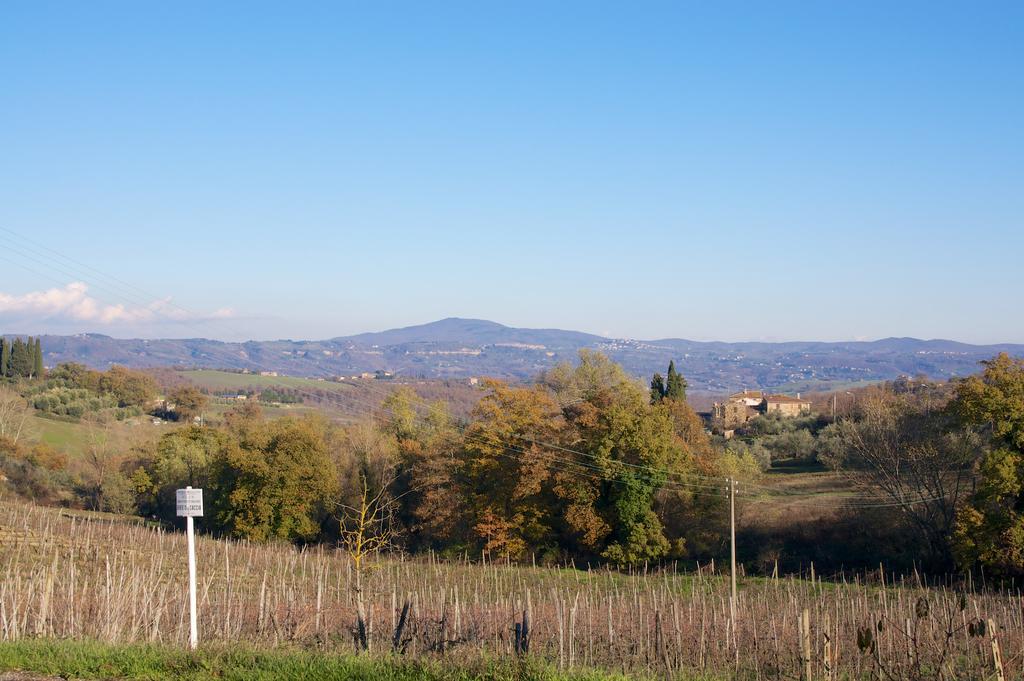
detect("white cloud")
[0,282,234,326]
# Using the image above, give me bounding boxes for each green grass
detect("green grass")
[28,414,86,453]
[741,463,860,529]
[181,370,356,394]
[28,414,159,458]
[203,399,316,419]
[0,639,665,681]
[766,458,829,474]
[23,370,360,460]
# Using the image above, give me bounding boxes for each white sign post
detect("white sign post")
[176,486,203,650]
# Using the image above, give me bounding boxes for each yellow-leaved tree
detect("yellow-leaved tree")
[953,353,1024,575]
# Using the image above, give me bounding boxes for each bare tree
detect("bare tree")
[81,421,129,512]
[830,386,980,567]
[0,388,30,446]
[339,471,397,651]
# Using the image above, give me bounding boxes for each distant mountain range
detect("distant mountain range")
[15,318,1024,395]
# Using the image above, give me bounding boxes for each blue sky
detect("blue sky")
[1,2,1021,343]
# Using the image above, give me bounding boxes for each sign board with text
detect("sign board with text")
[176,488,204,517]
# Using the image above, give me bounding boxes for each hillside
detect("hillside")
[17,319,1024,393]
[177,369,482,421]
[342,317,604,347]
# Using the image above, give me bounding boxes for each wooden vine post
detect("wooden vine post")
[988,618,1005,681]
[800,608,813,681]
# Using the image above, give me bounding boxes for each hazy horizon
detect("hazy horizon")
[5,314,1024,348]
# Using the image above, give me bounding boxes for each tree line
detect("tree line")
[5,348,1024,577]
[82,352,754,567]
[0,336,44,379]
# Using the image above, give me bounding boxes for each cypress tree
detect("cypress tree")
[33,338,44,379]
[9,337,32,378]
[665,360,688,402]
[0,338,9,377]
[8,338,21,377]
[649,372,665,404]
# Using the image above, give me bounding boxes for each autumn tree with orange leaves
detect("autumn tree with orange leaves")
[459,380,566,559]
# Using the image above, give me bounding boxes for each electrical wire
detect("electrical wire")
[0,227,959,510]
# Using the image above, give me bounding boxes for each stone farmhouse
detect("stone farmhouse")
[711,389,812,430]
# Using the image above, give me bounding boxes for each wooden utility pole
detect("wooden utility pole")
[729,477,737,622]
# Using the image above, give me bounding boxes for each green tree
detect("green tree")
[99,366,157,407]
[655,397,749,563]
[209,416,339,541]
[955,353,1024,451]
[649,373,665,404]
[149,426,229,517]
[650,361,688,403]
[48,362,99,390]
[0,338,10,377]
[33,338,44,379]
[129,418,240,521]
[575,396,679,566]
[952,353,1024,575]
[8,338,32,378]
[543,352,686,565]
[765,428,816,461]
[665,360,687,401]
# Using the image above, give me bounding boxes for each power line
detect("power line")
[0,227,957,510]
[0,229,740,493]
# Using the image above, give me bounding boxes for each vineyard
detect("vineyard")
[0,501,1018,680]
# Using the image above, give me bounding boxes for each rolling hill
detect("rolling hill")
[13,319,1024,394]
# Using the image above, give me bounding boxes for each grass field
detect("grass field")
[0,500,1018,680]
[0,639,642,681]
[27,414,161,459]
[180,370,358,394]
[202,398,318,419]
[23,371,357,460]
[26,415,90,455]
[178,369,482,421]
